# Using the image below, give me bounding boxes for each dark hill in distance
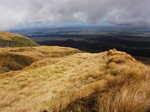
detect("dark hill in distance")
[10,25,150,57]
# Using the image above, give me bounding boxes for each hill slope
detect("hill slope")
[0,46,81,74]
[0,47,150,112]
[0,31,38,47]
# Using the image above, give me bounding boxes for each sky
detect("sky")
[0,0,150,30]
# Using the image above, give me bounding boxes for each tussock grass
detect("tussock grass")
[0,52,35,73]
[0,46,81,74]
[0,49,150,112]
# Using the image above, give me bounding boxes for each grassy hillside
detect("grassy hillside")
[0,47,150,112]
[0,46,81,74]
[0,31,38,47]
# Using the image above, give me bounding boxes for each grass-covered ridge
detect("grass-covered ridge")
[0,46,81,74]
[0,48,150,112]
[0,31,38,47]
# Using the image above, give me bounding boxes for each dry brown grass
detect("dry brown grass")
[0,32,21,40]
[0,31,38,47]
[61,50,150,112]
[0,48,150,112]
[0,46,81,74]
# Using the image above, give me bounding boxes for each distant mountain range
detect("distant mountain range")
[10,24,150,35]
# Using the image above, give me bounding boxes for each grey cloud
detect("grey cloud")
[0,0,150,30]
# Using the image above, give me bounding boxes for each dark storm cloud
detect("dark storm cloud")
[0,0,149,30]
